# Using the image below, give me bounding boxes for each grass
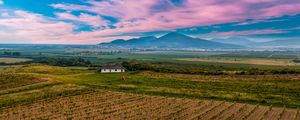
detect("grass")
[12,64,90,75]
[0,72,47,91]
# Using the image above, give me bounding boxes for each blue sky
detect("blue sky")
[0,0,300,44]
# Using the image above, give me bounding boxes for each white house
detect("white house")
[100,64,125,73]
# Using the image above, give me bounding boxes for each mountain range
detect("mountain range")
[99,32,243,49]
[210,37,256,46]
[258,39,300,48]
[211,37,300,48]
[99,32,300,49]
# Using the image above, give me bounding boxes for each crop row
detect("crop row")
[0,91,298,120]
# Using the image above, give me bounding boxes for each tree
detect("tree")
[293,58,300,63]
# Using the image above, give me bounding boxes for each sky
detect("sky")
[0,0,300,44]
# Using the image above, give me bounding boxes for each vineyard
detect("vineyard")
[0,91,298,120]
[0,64,299,119]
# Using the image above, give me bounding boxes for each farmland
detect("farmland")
[0,64,299,109]
[0,46,300,119]
[177,57,298,66]
[0,58,32,64]
[0,91,299,120]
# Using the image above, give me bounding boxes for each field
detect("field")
[177,57,298,66]
[0,91,299,120]
[0,58,32,64]
[0,64,299,109]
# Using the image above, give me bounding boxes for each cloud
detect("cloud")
[0,10,139,44]
[52,1,158,20]
[0,12,9,17]
[0,0,3,5]
[2,0,300,44]
[233,19,286,26]
[0,10,76,43]
[50,0,300,39]
[55,12,110,28]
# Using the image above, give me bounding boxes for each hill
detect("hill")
[99,32,244,49]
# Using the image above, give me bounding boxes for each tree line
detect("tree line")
[293,58,300,63]
[122,60,300,75]
[1,51,21,56]
[33,57,91,67]
[0,57,91,67]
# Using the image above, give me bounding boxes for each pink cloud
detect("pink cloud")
[261,3,300,17]
[50,0,300,42]
[0,10,141,44]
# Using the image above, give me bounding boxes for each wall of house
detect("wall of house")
[101,69,111,73]
[101,69,125,73]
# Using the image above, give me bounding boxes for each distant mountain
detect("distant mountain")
[122,36,157,47]
[211,37,256,46]
[100,36,157,48]
[108,39,126,44]
[99,32,244,49]
[259,39,300,47]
